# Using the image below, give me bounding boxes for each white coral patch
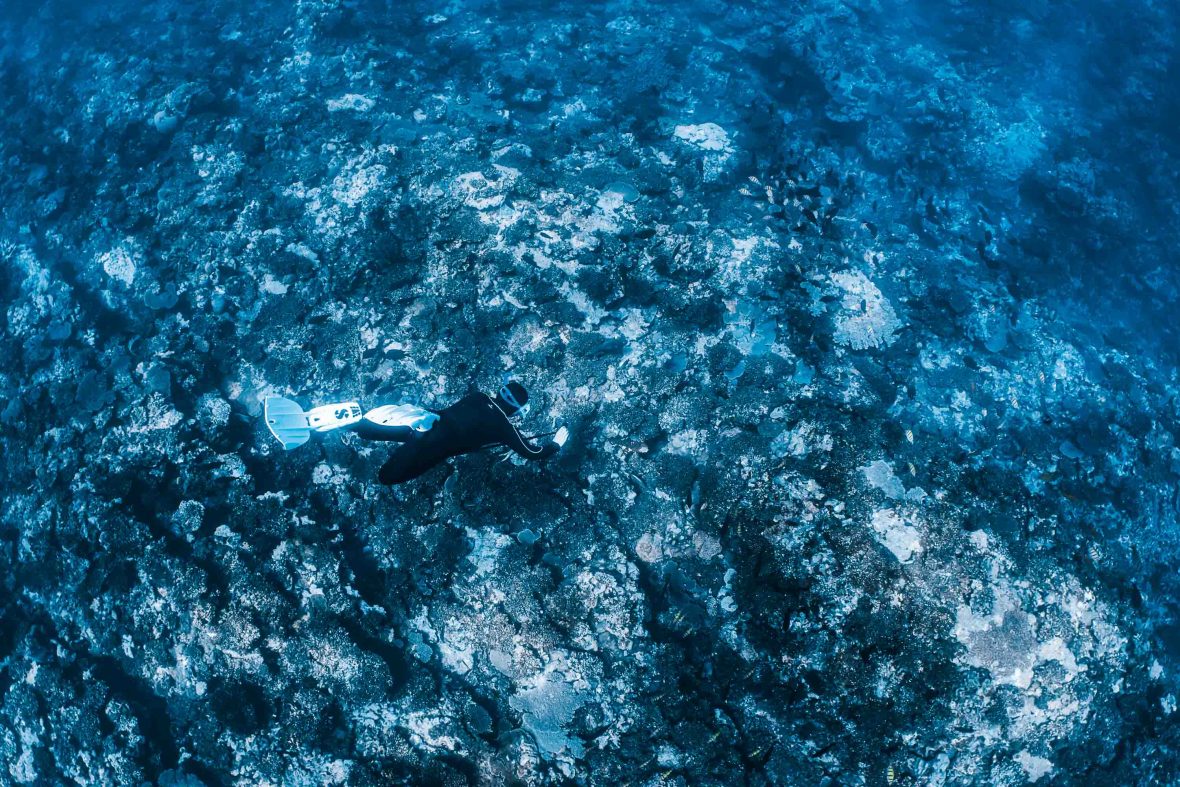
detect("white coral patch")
[312,463,348,485]
[327,93,375,112]
[466,527,510,577]
[635,532,664,563]
[1037,637,1080,680]
[868,508,922,563]
[828,270,900,350]
[954,588,1038,689]
[673,123,735,181]
[665,429,705,456]
[772,420,833,458]
[509,658,588,758]
[127,394,183,433]
[861,459,906,499]
[99,245,137,285]
[353,703,402,758]
[452,167,519,212]
[403,710,461,752]
[261,273,288,295]
[333,163,386,207]
[674,123,733,152]
[1015,751,1054,783]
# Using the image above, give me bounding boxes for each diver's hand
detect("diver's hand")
[552,426,569,448]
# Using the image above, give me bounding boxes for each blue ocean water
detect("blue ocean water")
[1,1,1178,784]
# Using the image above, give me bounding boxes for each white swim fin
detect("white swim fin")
[264,397,312,450]
[264,397,363,450]
[305,402,362,432]
[363,403,439,432]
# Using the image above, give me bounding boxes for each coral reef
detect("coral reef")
[1,0,1178,784]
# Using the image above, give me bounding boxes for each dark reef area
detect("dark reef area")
[2,1,1179,784]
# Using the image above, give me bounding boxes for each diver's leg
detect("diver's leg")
[378,449,439,485]
[378,455,406,485]
[351,404,439,443]
[350,421,415,442]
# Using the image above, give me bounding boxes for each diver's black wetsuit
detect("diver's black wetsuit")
[371,392,557,485]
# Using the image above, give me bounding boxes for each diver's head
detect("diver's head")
[495,380,530,418]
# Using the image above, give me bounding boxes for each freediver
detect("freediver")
[263,379,568,485]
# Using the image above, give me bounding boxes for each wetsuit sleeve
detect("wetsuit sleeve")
[348,421,416,442]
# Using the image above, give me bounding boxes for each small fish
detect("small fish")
[887,765,896,784]
[905,429,914,444]
[907,462,917,476]
[709,731,722,743]
[1089,545,1102,562]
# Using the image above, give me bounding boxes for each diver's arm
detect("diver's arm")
[500,420,567,461]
